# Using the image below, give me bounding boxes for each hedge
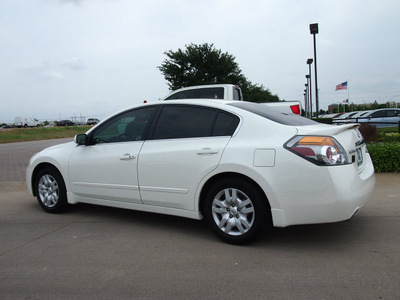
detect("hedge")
[367,143,400,173]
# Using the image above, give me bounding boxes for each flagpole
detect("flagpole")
[347,80,350,107]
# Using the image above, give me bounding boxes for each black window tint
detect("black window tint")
[165,90,198,100]
[152,106,217,139]
[348,112,358,118]
[197,88,224,99]
[213,112,239,136]
[229,102,316,126]
[165,87,224,100]
[387,110,399,117]
[371,111,387,118]
[92,106,156,144]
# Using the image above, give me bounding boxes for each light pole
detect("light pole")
[310,23,319,118]
[306,74,311,118]
[307,58,313,118]
[304,89,308,117]
[306,75,312,117]
[305,83,310,118]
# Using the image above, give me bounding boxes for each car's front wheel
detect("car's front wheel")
[203,177,270,245]
[35,166,68,213]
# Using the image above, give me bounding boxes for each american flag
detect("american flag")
[335,81,348,91]
[343,99,349,103]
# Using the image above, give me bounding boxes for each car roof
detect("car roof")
[361,108,400,116]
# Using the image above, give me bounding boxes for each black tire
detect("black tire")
[203,177,270,245]
[35,166,69,213]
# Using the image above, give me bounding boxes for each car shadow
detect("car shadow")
[62,202,368,248]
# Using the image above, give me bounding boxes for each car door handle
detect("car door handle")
[197,148,219,155]
[120,153,136,160]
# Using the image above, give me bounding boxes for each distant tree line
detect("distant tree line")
[325,101,399,115]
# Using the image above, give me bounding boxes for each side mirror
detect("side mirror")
[74,134,88,145]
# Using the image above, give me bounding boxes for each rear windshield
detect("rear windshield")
[165,87,224,100]
[228,102,317,126]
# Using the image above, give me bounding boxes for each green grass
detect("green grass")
[0,126,91,144]
[377,127,400,133]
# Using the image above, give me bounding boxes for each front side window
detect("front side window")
[151,105,239,140]
[91,106,157,144]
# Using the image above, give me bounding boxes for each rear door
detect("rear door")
[138,104,239,210]
[384,109,400,127]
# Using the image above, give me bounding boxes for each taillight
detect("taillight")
[290,104,301,115]
[284,136,349,165]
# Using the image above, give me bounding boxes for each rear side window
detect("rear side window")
[232,87,241,100]
[151,105,239,140]
[213,112,239,136]
[229,102,316,126]
[387,110,399,117]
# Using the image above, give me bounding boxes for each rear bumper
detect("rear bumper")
[271,153,375,227]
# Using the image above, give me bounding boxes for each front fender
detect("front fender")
[26,142,77,196]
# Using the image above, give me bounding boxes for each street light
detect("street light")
[309,23,319,118]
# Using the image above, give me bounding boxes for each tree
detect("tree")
[158,43,244,91]
[158,43,280,103]
[240,80,280,103]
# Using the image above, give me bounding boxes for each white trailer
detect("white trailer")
[14,117,40,128]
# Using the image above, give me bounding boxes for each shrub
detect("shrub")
[367,143,400,173]
[359,123,379,143]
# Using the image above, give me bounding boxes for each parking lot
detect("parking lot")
[1,139,399,299]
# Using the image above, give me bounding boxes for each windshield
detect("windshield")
[229,102,316,126]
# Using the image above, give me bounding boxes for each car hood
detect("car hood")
[30,141,77,163]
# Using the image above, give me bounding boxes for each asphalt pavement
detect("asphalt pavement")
[0,138,72,182]
[0,139,399,299]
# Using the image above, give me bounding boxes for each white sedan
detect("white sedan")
[26,100,375,244]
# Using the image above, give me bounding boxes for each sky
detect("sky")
[1,0,399,123]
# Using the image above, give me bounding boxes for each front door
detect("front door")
[68,106,157,203]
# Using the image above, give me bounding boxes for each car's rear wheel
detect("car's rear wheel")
[35,166,68,213]
[203,177,270,245]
